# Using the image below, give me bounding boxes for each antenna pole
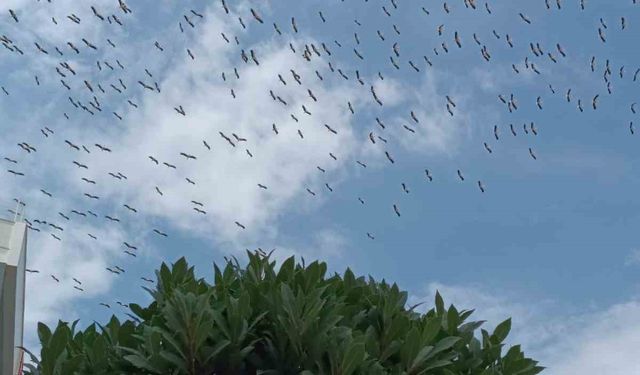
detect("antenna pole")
[13,199,24,222]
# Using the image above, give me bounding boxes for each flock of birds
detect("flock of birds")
[1,0,637,313]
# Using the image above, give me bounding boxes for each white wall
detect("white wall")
[0,219,13,251]
[0,219,27,375]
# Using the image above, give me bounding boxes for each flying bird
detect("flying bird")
[519,13,531,24]
[425,170,433,182]
[477,181,486,193]
[393,204,401,217]
[153,229,168,237]
[385,151,395,164]
[250,8,263,23]
[483,142,493,154]
[9,9,19,23]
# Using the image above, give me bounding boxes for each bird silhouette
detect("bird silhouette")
[9,9,19,22]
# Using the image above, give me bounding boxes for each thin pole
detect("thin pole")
[13,200,25,222]
[13,200,19,222]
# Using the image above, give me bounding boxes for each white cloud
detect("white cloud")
[372,78,406,107]
[266,228,348,267]
[389,72,471,157]
[0,0,31,13]
[413,282,640,374]
[549,301,640,375]
[1,0,122,46]
[2,0,381,348]
[77,9,375,245]
[24,223,127,328]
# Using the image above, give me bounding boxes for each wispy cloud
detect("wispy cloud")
[388,72,471,156]
[548,300,640,374]
[81,13,376,245]
[624,249,640,266]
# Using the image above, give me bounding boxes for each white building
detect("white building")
[0,216,27,375]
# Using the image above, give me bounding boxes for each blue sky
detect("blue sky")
[2,0,640,372]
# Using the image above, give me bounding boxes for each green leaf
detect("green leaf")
[129,303,149,320]
[431,336,460,357]
[124,354,160,372]
[423,359,453,371]
[201,340,231,364]
[277,256,295,281]
[421,317,442,344]
[492,318,512,344]
[458,320,485,334]
[341,341,366,375]
[435,291,445,316]
[160,351,188,372]
[48,323,70,362]
[37,323,52,346]
[409,345,434,371]
[447,305,459,334]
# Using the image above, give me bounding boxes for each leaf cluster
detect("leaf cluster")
[24,251,542,375]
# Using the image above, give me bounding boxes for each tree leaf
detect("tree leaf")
[492,318,512,344]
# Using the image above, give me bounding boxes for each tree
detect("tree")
[23,251,543,374]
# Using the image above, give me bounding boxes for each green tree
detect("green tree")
[23,251,543,375]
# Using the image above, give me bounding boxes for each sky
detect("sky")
[1,0,640,373]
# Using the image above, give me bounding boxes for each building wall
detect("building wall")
[0,263,5,294]
[13,237,26,374]
[0,221,13,250]
[1,265,18,375]
[0,219,27,375]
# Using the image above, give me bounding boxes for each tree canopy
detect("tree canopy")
[23,251,542,374]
